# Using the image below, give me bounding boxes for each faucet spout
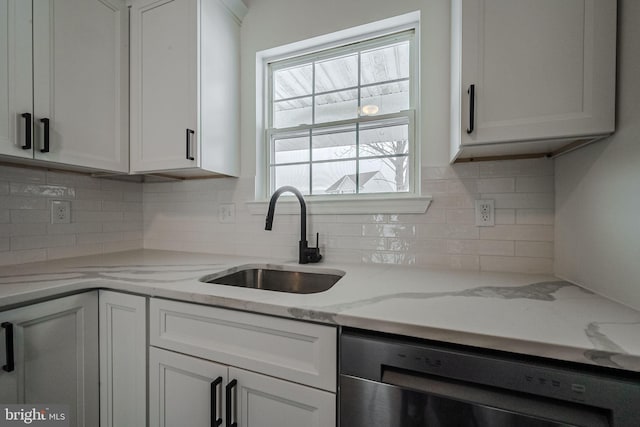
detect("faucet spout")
[265,186,321,264]
[265,186,306,241]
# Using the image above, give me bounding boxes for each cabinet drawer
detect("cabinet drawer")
[149,298,336,392]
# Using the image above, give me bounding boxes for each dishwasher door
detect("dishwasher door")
[340,372,608,427]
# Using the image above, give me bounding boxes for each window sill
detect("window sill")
[246,195,431,215]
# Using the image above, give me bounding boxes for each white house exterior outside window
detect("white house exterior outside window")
[265,30,417,198]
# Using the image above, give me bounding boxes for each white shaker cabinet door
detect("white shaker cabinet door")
[99,291,147,427]
[452,0,616,158]
[149,347,228,427]
[0,0,33,159]
[230,367,336,427]
[31,0,129,172]
[130,0,198,173]
[0,292,99,427]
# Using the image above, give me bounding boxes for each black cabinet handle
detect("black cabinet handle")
[186,128,195,160]
[466,84,475,134]
[40,118,50,153]
[2,322,14,372]
[225,379,237,427]
[21,113,32,150]
[211,376,223,427]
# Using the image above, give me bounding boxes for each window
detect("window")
[266,30,417,197]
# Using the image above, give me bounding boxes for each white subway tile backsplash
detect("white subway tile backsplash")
[479,225,554,242]
[515,241,554,258]
[445,209,475,224]
[476,178,515,193]
[516,176,554,193]
[495,209,516,225]
[0,249,47,266]
[516,209,555,225]
[479,159,554,178]
[480,256,553,274]
[0,158,554,275]
[0,165,142,264]
[10,183,76,198]
[481,193,554,209]
[11,234,76,251]
[0,196,47,210]
[0,166,46,183]
[10,209,49,223]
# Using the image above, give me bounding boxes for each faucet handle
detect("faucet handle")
[303,232,322,263]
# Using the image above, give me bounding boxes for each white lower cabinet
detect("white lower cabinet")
[149,298,337,427]
[98,291,147,427]
[0,292,99,427]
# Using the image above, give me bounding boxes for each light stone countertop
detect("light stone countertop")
[1,249,639,372]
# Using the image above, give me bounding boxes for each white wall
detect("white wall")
[143,0,556,274]
[555,0,640,310]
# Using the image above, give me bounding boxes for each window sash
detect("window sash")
[267,111,414,196]
[265,29,416,197]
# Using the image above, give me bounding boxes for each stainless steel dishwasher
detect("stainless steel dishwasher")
[340,330,640,427]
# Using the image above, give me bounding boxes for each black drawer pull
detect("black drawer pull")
[225,379,237,427]
[186,128,195,160]
[466,84,475,134]
[21,113,32,150]
[2,322,14,372]
[211,376,223,427]
[40,118,50,153]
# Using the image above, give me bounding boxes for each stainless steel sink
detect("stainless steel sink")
[200,264,344,294]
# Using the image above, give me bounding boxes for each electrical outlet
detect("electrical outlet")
[51,200,71,224]
[475,199,494,227]
[218,203,236,223]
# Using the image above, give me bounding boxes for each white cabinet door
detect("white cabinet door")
[32,0,129,172]
[0,292,99,427]
[451,0,616,159]
[230,367,336,427]
[0,0,33,159]
[99,291,147,427]
[130,0,244,177]
[130,0,198,173]
[149,347,228,427]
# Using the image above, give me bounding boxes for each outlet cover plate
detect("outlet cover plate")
[475,199,495,227]
[219,203,236,223]
[51,200,71,224]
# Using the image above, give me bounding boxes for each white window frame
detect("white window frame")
[250,12,431,215]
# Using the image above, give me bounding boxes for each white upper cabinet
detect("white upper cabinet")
[32,0,129,172]
[0,0,129,172]
[450,0,617,161]
[0,0,34,160]
[130,0,246,177]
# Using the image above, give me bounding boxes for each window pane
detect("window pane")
[361,41,410,85]
[359,122,409,158]
[273,164,310,194]
[312,161,356,195]
[359,157,409,193]
[274,64,312,100]
[315,89,358,123]
[274,97,312,128]
[360,81,410,116]
[273,134,309,164]
[315,54,357,93]
[312,126,356,161]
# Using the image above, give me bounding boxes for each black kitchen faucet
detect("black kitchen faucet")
[265,186,322,264]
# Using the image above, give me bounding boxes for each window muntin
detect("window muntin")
[267,30,415,197]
